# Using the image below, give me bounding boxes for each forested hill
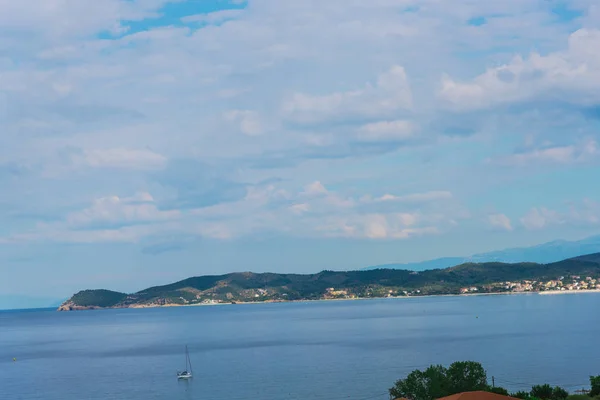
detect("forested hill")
[57,252,600,310]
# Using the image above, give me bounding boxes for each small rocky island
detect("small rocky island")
[57,253,600,311]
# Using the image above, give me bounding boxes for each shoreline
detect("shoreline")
[537,289,600,295]
[56,289,600,311]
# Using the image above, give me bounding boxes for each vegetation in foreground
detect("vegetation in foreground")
[389,361,600,400]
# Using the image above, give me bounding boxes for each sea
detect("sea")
[1,293,600,400]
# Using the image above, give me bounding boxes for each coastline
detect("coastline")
[537,289,600,295]
[56,289,600,311]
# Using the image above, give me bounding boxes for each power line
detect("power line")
[493,376,589,391]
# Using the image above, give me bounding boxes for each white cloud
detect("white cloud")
[282,65,412,125]
[296,184,459,239]
[365,214,389,239]
[191,184,288,219]
[321,213,439,240]
[223,110,264,136]
[289,203,310,214]
[185,181,459,240]
[357,120,414,142]
[488,213,513,231]
[520,207,564,230]
[570,199,600,225]
[0,0,161,38]
[1,174,466,244]
[324,194,355,209]
[368,191,453,203]
[520,200,600,231]
[244,184,289,203]
[66,192,180,227]
[2,0,598,252]
[73,148,167,170]
[302,181,328,196]
[0,189,184,244]
[440,29,600,110]
[1,224,158,244]
[493,139,598,166]
[181,9,244,25]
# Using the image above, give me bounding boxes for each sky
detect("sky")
[1,0,600,301]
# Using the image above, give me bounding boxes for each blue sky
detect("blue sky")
[2,0,600,301]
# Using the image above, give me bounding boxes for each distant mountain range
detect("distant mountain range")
[362,235,600,271]
[6,234,600,311]
[58,252,600,311]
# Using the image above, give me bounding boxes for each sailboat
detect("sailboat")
[177,345,193,379]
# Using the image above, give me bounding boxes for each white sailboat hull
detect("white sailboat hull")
[177,345,193,379]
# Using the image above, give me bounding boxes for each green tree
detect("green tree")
[512,391,531,399]
[488,387,509,396]
[446,361,488,393]
[389,361,489,400]
[552,387,569,400]
[531,385,555,400]
[389,365,450,400]
[590,376,600,397]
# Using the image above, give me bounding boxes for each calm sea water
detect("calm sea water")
[2,294,600,400]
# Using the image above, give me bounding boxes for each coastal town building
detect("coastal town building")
[456,276,600,296]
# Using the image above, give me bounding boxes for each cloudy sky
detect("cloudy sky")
[1,0,600,300]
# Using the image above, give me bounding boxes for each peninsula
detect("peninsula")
[58,253,600,311]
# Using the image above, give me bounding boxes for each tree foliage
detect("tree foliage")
[389,361,487,400]
[389,365,450,400]
[552,387,569,400]
[488,387,509,395]
[530,384,569,400]
[447,361,488,393]
[531,384,555,400]
[389,361,583,400]
[590,376,600,397]
[70,290,127,307]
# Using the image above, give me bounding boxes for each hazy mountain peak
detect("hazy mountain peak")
[364,234,600,271]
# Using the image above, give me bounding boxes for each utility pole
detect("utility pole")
[492,376,495,388]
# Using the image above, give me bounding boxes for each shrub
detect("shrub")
[487,387,509,396]
[389,361,488,400]
[591,376,600,397]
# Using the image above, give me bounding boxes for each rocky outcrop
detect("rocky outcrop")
[57,300,104,311]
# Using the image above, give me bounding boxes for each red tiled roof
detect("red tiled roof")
[437,391,520,400]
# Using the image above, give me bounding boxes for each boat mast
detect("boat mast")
[185,345,189,372]
[186,345,193,374]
